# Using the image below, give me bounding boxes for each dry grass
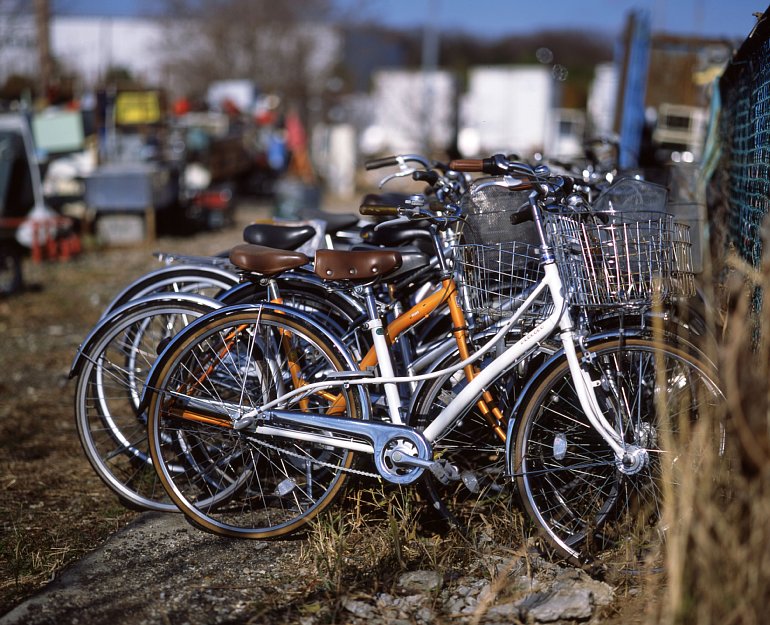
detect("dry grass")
[650,238,770,625]
[0,271,141,612]
[0,206,266,613]
[298,484,534,622]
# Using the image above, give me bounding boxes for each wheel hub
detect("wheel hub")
[617,445,649,475]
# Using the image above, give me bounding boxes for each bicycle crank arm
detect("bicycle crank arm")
[267,410,433,485]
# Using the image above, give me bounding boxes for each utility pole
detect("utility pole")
[34,0,52,104]
[421,0,440,154]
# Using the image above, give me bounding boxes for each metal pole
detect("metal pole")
[34,0,52,104]
[421,0,440,153]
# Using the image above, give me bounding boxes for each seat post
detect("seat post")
[360,284,404,425]
[265,278,281,302]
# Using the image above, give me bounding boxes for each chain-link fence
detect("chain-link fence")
[709,10,770,276]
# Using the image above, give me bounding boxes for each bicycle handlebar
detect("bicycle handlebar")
[365,154,432,171]
[509,205,533,225]
[448,158,496,173]
[449,154,538,178]
[359,205,400,217]
[412,170,440,185]
[365,156,401,170]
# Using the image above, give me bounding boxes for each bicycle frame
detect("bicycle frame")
[223,255,628,483]
[144,192,634,487]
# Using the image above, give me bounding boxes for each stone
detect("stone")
[396,570,443,593]
[522,587,594,622]
[343,599,375,619]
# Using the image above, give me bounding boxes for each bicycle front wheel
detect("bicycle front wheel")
[145,307,365,538]
[102,265,238,318]
[74,296,221,511]
[512,337,724,570]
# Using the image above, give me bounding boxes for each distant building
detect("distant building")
[0,12,38,82]
[0,14,340,102]
[52,17,166,87]
[362,69,456,155]
[587,62,619,138]
[643,34,732,161]
[0,15,165,88]
[459,66,556,158]
[545,108,586,161]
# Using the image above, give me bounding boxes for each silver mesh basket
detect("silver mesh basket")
[592,177,669,214]
[545,210,696,308]
[458,177,539,246]
[453,240,551,322]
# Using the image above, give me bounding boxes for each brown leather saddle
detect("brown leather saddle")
[314,249,402,283]
[229,244,310,276]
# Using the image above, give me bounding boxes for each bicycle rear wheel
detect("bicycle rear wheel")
[145,306,366,538]
[220,274,368,357]
[512,337,724,571]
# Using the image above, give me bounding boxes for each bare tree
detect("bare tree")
[0,1,37,95]
[33,0,52,99]
[155,0,336,116]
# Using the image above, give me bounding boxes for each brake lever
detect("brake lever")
[373,215,411,231]
[473,174,528,192]
[378,167,417,188]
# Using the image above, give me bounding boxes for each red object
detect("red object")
[1,216,81,264]
[284,110,306,152]
[222,98,241,117]
[192,189,232,211]
[255,110,277,126]
[173,97,191,116]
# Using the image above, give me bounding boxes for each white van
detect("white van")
[0,113,59,294]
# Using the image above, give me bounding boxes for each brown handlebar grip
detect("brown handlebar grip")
[359,205,399,217]
[448,159,485,172]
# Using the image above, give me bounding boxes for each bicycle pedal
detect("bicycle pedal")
[461,471,480,493]
[429,460,461,485]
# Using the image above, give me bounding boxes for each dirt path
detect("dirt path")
[0,201,274,614]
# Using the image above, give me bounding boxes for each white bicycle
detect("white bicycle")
[139,164,723,568]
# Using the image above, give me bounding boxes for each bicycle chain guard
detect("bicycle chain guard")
[266,410,433,485]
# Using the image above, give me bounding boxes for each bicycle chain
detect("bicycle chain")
[245,431,382,479]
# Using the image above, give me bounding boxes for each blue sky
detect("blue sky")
[51,0,765,41]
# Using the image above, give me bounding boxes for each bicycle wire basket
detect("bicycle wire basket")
[453,240,551,323]
[457,176,539,246]
[453,177,551,323]
[452,176,695,320]
[592,176,669,214]
[544,210,696,308]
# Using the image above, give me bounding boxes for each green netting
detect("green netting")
[719,34,770,268]
[714,16,770,323]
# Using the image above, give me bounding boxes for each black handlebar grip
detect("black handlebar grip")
[364,156,401,170]
[359,204,400,217]
[412,170,440,185]
[509,207,533,225]
[481,156,506,175]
